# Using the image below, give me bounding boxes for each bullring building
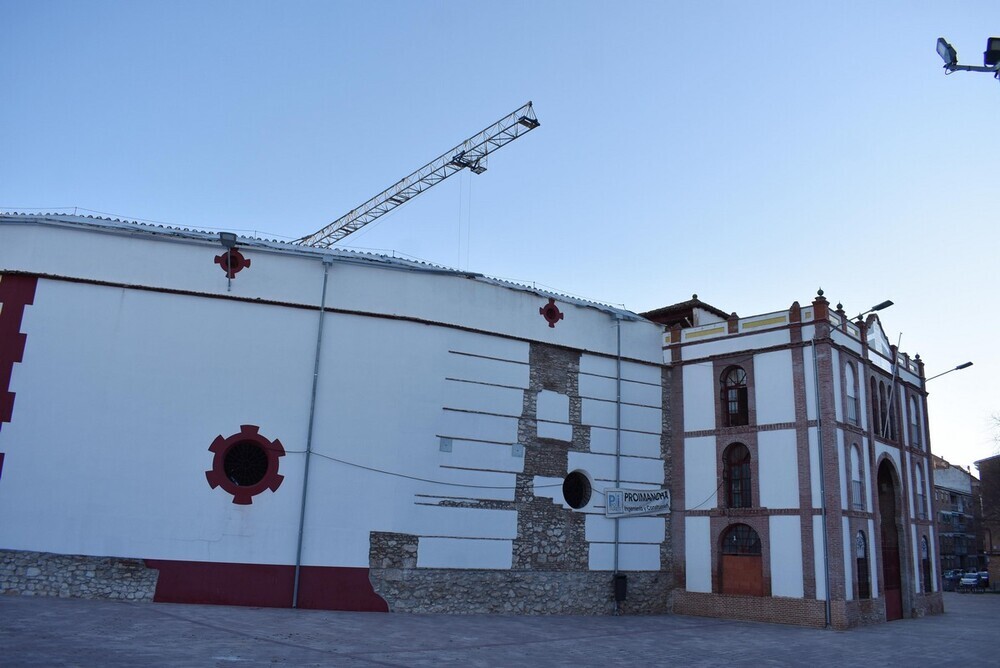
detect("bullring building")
[0,213,940,628]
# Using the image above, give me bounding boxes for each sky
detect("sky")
[2,1,998,472]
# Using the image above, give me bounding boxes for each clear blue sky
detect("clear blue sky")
[2,1,998,471]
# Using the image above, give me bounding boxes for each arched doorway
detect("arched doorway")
[720,524,763,596]
[878,460,903,621]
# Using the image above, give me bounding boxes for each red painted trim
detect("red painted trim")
[143,559,388,612]
[0,274,38,430]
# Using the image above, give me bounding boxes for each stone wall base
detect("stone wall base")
[911,592,944,618]
[369,568,673,615]
[0,549,157,601]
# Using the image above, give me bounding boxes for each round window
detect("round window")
[563,470,592,509]
[206,424,285,505]
[224,441,269,486]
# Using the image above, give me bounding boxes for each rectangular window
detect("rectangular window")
[917,493,926,520]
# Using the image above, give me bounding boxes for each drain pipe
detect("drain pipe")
[613,315,623,615]
[812,340,832,628]
[293,255,333,608]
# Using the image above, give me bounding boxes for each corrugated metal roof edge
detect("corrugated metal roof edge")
[1,212,647,322]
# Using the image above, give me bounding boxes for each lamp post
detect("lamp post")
[925,361,973,383]
[937,37,1000,80]
[853,299,893,323]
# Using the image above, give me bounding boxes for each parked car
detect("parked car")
[942,570,962,591]
[959,571,983,591]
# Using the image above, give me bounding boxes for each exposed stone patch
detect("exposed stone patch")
[368,568,671,614]
[369,532,419,570]
[0,549,157,601]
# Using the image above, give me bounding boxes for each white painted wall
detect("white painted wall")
[684,436,717,510]
[769,516,804,597]
[831,349,842,423]
[0,218,665,363]
[685,516,712,592]
[803,346,817,421]
[0,220,670,575]
[681,329,790,361]
[814,515,827,601]
[757,429,799,509]
[753,350,795,425]
[867,519,879,596]
[842,518,854,601]
[808,427,822,508]
[837,431,848,511]
[682,364,715,432]
[537,390,572,441]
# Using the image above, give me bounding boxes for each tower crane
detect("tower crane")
[296,102,540,248]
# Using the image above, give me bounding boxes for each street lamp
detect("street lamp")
[853,300,893,323]
[937,37,1000,79]
[925,361,973,382]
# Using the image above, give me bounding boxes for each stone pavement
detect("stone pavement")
[1,591,996,667]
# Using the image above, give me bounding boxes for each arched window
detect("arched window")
[921,536,932,592]
[724,443,752,508]
[850,445,864,510]
[878,382,888,438]
[720,366,749,427]
[856,531,870,599]
[915,464,926,520]
[720,524,763,596]
[910,397,921,448]
[845,364,859,425]
[870,377,880,434]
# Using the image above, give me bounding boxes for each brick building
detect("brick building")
[646,292,942,628]
[975,454,1000,589]
[932,454,983,573]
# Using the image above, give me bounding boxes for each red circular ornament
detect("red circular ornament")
[214,248,251,278]
[205,425,284,505]
[539,298,564,328]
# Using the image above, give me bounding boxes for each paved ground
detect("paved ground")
[2,591,997,667]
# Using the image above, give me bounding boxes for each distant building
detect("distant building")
[646,292,941,627]
[932,455,983,573]
[975,454,1000,589]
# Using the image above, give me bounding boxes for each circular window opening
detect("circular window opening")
[563,470,592,509]
[224,441,269,486]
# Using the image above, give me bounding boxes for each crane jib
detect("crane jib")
[296,102,539,248]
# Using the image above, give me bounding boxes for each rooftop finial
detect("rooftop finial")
[817,288,824,297]
[692,294,698,300]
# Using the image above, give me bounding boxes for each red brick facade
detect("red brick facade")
[654,292,943,629]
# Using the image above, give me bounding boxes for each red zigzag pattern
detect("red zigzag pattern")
[0,274,38,480]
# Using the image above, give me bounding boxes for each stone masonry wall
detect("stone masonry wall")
[368,339,674,615]
[0,549,158,601]
[369,565,672,615]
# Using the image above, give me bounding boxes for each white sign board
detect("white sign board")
[604,487,671,518]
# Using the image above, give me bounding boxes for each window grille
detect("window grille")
[721,524,761,555]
